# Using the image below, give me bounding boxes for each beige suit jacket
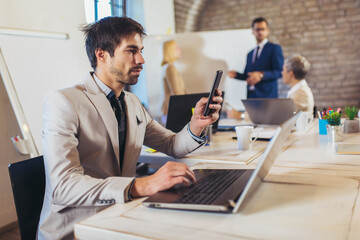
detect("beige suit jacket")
[161,63,186,115]
[38,73,201,239]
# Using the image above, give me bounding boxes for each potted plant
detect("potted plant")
[323,112,343,142]
[344,106,359,133]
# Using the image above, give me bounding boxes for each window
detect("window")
[84,0,126,23]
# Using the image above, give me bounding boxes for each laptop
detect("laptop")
[143,111,301,213]
[242,98,296,125]
[166,92,225,133]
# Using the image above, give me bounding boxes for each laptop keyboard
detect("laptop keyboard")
[175,169,245,205]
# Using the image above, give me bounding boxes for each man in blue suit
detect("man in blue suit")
[228,17,283,98]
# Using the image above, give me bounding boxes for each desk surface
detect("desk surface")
[75,123,360,240]
[139,126,282,166]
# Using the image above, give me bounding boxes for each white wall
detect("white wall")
[0,0,91,154]
[128,0,176,108]
[0,0,90,72]
[143,0,175,35]
[0,0,89,228]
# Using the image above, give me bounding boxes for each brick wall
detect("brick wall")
[174,0,209,32]
[174,0,360,109]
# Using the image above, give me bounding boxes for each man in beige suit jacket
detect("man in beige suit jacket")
[38,17,223,239]
[282,55,314,117]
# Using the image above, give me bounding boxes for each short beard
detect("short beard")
[109,63,139,86]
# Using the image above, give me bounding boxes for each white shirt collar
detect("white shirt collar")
[257,38,268,48]
[252,39,268,63]
[93,73,113,97]
[287,79,308,98]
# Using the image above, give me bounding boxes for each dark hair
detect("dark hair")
[251,17,269,28]
[80,17,146,70]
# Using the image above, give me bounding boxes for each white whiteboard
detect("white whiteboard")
[143,29,256,116]
[0,34,89,154]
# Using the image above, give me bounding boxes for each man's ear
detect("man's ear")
[95,48,107,64]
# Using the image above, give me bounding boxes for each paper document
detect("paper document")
[218,118,253,127]
[252,127,276,140]
[336,143,360,155]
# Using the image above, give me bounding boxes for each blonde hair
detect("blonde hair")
[161,40,178,66]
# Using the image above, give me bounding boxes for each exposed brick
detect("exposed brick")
[305,0,318,7]
[308,6,320,12]
[348,14,360,22]
[330,75,344,84]
[342,80,360,87]
[174,0,360,108]
[336,17,348,24]
[324,24,337,29]
[346,8,360,15]
[320,4,338,11]
[338,1,359,9]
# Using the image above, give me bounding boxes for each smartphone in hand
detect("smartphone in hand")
[203,70,223,116]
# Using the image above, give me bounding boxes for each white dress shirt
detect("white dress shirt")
[252,39,268,64]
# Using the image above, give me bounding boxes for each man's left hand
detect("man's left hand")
[189,89,223,136]
[246,71,263,85]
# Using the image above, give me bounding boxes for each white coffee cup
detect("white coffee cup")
[235,126,257,150]
[296,112,309,132]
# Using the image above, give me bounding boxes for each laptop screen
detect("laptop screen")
[166,92,225,133]
[242,98,296,125]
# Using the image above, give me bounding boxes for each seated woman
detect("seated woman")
[282,55,314,117]
[161,40,186,124]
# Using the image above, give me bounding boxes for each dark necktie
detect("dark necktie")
[254,46,260,66]
[108,92,127,172]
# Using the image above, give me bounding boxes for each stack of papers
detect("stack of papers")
[252,127,276,140]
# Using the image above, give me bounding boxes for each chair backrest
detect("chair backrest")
[8,156,45,240]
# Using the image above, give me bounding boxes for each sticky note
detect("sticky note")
[145,148,157,153]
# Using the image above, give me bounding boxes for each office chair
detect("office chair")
[8,156,45,240]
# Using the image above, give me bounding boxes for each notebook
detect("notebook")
[336,143,360,155]
[242,98,296,125]
[143,111,301,213]
[166,92,225,133]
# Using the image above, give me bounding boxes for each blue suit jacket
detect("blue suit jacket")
[235,41,283,98]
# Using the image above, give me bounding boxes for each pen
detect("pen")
[232,136,271,141]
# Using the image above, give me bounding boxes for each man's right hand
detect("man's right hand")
[227,70,237,78]
[130,161,196,197]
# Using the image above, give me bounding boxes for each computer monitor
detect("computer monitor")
[166,92,225,133]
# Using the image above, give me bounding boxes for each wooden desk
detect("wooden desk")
[75,125,360,240]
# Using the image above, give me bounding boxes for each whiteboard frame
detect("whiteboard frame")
[0,49,38,157]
